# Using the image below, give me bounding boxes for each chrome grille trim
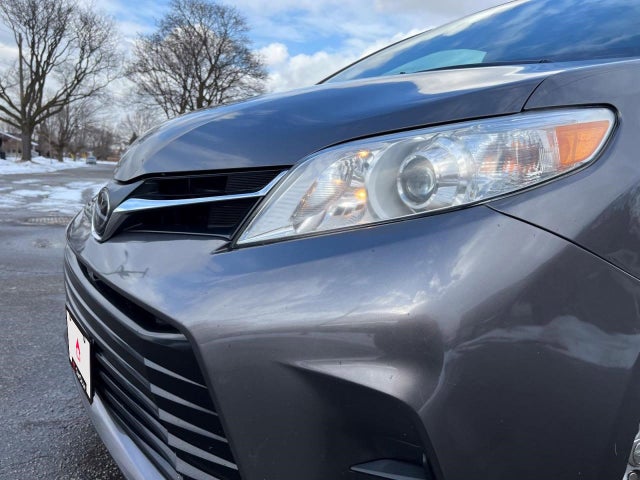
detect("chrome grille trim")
[114,170,288,214]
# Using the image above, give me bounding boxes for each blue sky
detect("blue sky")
[100,0,504,91]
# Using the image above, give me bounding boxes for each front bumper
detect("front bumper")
[75,380,165,480]
[65,204,640,480]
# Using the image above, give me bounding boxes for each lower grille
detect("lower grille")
[122,197,257,237]
[66,257,240,480]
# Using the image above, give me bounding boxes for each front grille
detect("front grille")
[66,258,240,480]
[118,169,284,238]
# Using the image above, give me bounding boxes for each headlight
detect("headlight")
[238,108,615,244]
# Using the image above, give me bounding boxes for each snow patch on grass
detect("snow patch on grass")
[0,156,93,175]
[0,180,105,215]
[11,178,39,184]
[12,189,44,198]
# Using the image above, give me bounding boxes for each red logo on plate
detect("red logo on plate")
[75,339,81,362]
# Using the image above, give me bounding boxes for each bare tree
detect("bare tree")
[127,0,266,118]
[40,99,101,161]
[86,124,118,160]
[122,106,162,145]
[0,0,120,161]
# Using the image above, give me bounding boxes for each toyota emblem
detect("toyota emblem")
[92,187,111,237]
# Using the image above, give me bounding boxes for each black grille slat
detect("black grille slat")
[170,435,238,471]
[147,366,212,407]
[135,169,282,199]
[150,384,216,416]
[103,386,176,466]
[99,368,168,442]
[153,393,226,438]
[136,177,227,200]
[96,352,158,418]
[177,457,231,480]
[168,426,235,465]
[159,410,228,444]
[106,392,181,480]
[225,170,281,193]
[175,449,238,480]
[207,199,255,229]
[66,255,240,479]
[146,359,207,388]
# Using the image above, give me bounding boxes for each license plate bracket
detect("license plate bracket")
[66,311,93,402]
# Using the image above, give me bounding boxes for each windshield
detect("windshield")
[326,0,640,83]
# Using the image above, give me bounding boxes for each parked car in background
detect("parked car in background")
[85,155,97,164]
[64,1,640,479]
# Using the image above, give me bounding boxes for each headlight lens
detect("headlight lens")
[238,108,614,244]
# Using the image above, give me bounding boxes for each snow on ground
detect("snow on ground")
[0,156,113,175]
[11,178,39,184]
[0,180,105,216]
[12,189,43,197]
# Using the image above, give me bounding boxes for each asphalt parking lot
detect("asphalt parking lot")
[0,164,124,479]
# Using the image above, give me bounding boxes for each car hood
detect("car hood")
[114,64,564,182]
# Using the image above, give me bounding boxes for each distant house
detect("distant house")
[0,131,39,158]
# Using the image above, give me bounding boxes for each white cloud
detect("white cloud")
[258,42,289,67]
[262,47,356,92]
[374,0,508,16]
[260,28,427,92]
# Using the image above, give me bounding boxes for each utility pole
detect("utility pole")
[17,32,30,161]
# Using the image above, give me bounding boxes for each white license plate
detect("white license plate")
[67,311,92,402]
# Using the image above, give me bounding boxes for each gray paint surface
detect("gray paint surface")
[65,59,640,479]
